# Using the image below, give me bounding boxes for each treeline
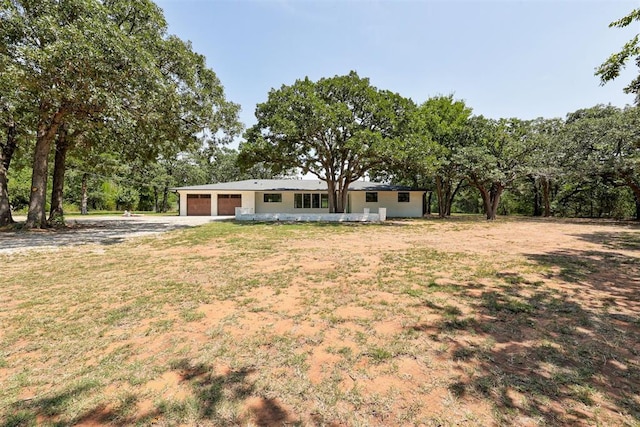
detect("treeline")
[383,98,640,220]
[238,72,640,220]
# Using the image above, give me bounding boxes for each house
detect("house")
[172,179,426,217]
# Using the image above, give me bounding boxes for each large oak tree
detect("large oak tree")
[240,71,414,213]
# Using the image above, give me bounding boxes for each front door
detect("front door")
[217,194,242,215]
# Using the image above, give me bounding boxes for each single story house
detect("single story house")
[172,179,427,217]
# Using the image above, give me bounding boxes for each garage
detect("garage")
[217,194,242,215]
[186,194,211,216]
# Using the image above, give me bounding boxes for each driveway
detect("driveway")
[0,215,233,255]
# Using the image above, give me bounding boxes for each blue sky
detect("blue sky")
[155,0,639,131]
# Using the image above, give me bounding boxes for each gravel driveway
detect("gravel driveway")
[0,215,232,254]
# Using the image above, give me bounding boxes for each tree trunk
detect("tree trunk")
[541,177,552,217]
[447,180,464,216]
[153,187,159,212]
[26,110,65,228]
[531,177,541,217]
[435,176,447,218]
[426,191,432,215]
[335,184,349,213]
[80,173,89,215]
[161,183,169,213]
[475,181,503,220]
[326,180,337,213]
[48,124,68,225]
[488,184,504,220]
[0,118,17,226]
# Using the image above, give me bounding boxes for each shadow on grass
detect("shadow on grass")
[572,231,640,252]
[406,238,640,425]
[3,360,293,426]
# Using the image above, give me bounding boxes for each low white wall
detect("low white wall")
[235,208,382,222]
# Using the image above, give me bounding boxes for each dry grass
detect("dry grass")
[1,217,639,426]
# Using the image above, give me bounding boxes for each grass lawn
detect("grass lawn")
[1,217,639,426]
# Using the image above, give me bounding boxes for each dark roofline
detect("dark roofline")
[171,179,426,192]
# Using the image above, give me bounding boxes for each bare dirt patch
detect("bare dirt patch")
[1,217,639,426]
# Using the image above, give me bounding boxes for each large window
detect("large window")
[263,193,282,203]
[398,192,410,203]
[294,193,328,209]
[365,192,378,203]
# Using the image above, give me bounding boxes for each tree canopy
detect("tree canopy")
[240,71,415,213]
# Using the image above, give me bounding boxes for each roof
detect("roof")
[172,179,422,192]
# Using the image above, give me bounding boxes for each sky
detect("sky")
[154,0,639,133]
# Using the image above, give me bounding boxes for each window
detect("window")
[398,192,410,203]
[365,192,378,203]
[321,194,329,208]
[263,193,282,203]
[294,193,328,209]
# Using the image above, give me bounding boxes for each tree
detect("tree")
[526,118,564,217]
[1,0,160,227]
[562,105,640,219]
[596,8,640,103]
[415,95,472,217]
[240,71,414,213]
[456,117,538,220]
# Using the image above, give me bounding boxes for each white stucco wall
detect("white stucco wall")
[254,192,330,214]
[349,191,424,217]
[178,189,424,217]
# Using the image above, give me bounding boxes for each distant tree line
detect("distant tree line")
[239,72,640,220]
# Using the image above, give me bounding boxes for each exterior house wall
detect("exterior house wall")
[350,191,424,217]
[178,189,424,217]
[254,191,330,214]
[178,190,256,216]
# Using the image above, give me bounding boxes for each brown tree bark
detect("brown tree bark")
[474,180,504,220]
[435,176,463,218]
[326,180,337,213]
[0,118,17,226]
[80,172,89,215]
[26,110,65,228]
[336,184,349,213]
[541,177,552,217]
[161,182,169,213]
[48,124,68,225]
[435,176,447,218]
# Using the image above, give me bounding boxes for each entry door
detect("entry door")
[187,194,211,216]
[217,194,242,215]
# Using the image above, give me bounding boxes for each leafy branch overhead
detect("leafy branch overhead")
[596,8,640,103]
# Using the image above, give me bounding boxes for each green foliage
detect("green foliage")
[0,0,241,226]
[596,8,640,103]
[454,117,539,219]
[240,71,415,213]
